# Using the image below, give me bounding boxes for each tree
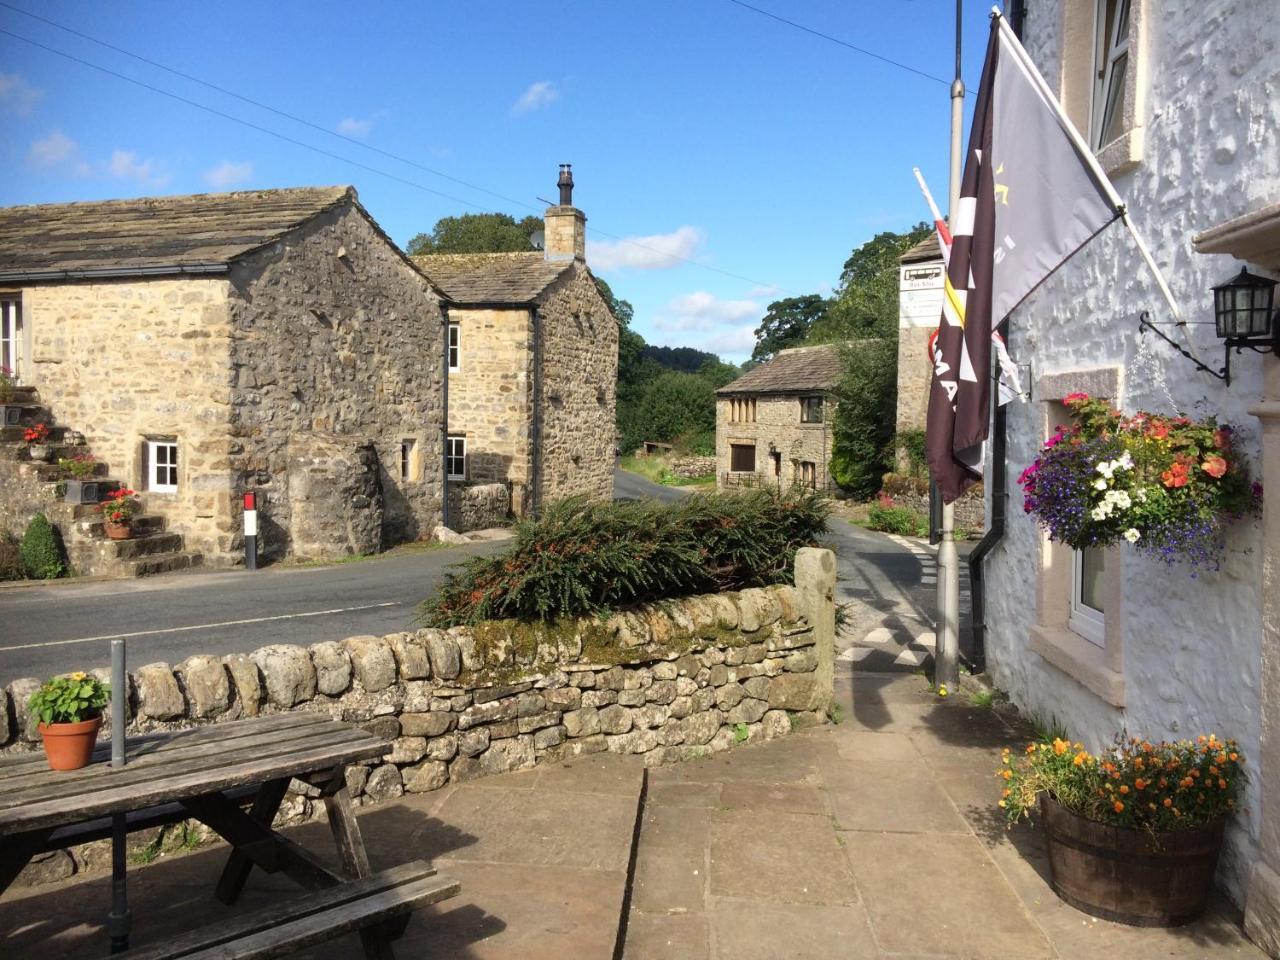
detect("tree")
[810,223,931,342]
[407,212,544,256]
[751,294,829,362]
[830,340,898,498]
[631,371,718,447]
[594,277,635,327]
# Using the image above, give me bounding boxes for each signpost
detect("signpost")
[244,491,258,571]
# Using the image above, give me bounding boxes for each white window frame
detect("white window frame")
[147,439,178,493]
[1069,547,1107,648]
[1090,0,1131,150]
[400,439,417,482]
[1,295,22,383]
[446,434,466,481]
[448,322,460,372]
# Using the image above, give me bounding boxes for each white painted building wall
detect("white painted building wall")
[983,0,1279,905]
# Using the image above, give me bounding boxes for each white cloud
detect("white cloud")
[652,289,767,359]
[0,73,42,116]
[27,131,91,176]
[746,284,782,299]
[204,160,254,189]
[511,80,559,116]
[588,226,705,272]
[337,116,374,137]
[109,149,169,189]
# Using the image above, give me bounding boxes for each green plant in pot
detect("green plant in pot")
[29,672,110,771]
[999,734,1245,927]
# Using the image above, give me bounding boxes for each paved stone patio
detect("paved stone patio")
[0,668,1267,958]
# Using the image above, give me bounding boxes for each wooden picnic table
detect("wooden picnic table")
[0,711,449,959]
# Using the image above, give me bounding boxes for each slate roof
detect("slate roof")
[0,186,358,282]
[413,252,574,305]
[717,343,845,396]
[900,233,943,263]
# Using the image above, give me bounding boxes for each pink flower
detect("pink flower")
[1201,455,1227,479]
[1064,392,1089,404]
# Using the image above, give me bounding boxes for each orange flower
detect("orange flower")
[1134,778,1147,790]
[1162,460,1191,488]
[1119,784,1129,795]
[1163,798,1173,808]
[1001,769,1013,780]
[1113,801,1125,813]
[1219,779,1228,790]
[1073,752,1087,767]
[1052,738,1069,756]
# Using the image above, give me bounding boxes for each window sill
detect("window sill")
[1096,126,1143,178]
[1029,624,1125,708]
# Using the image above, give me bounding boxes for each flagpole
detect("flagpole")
[936,0,964,693]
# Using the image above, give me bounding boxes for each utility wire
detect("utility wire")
[727,0,972,95]
[0,16,783,291]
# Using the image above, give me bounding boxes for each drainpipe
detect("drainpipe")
[441,303,451,530]
[531,306,543,516]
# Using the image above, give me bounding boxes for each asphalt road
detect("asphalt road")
[611,467,691,503]
[0,541,506,685]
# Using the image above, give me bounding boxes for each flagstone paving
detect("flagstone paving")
[0,669,1268,959]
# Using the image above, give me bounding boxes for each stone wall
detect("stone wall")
[19,277,236,559]
[894,327,933,472]
[445,306,533,511]
[984,0,1275,908]
[447,482,510,533]
[227,201,445,561]
[1,548,836,888]
[536,265,617,506]
[716,394,835,491]
[668,455,716,480]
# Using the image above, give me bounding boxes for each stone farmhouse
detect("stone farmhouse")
[413,166,618,521]
[714,343,841,492]
[975,0,1280,947]
[0,186,446,572]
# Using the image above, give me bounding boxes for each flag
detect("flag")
[926,12,1124,503]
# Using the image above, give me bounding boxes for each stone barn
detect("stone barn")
[414,165,618,525]
[0,186,446,570]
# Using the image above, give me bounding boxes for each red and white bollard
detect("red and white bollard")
[244,491,258,571]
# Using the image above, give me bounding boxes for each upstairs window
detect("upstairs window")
[729,398,757,423]
[1,295,22,383]
[448,322,460,372]
[1092,0,1131,149]
[800,396,824,424]
[147,439,178,493]
[446,435,467,481]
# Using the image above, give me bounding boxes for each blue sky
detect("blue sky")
[0,0,998,362]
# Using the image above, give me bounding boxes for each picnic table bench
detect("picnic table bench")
[0,711,459,959]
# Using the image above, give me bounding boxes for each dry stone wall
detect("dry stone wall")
[447,482,510,533]
[1,548,836,887]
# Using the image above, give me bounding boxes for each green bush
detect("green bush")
[20,512,66,580]
[898,430,928,477]
[866,501,929,538]
[421,490,830,627]
[0,532,24,581]
[830,340,898,499]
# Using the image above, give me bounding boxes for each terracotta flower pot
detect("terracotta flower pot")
[105,521,133,540]
[37,714,103,771]
[1039,795,1225,926]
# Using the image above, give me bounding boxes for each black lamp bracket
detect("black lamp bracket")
[1137,311,1231,386]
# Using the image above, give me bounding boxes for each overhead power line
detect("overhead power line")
[726,0,971,94]
[0,13,783,291]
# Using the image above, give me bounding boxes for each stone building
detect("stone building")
[894,233,944,468]
[0,186,446,569]
[414,166,618,522]
[975,1,1280,947]
[714,344,842,492]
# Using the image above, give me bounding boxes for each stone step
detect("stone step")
[3,385,40,402]
[0,402,46,428]
[124,552,203,578]
[104,532,185,560]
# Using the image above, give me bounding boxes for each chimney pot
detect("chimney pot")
[557,164,574,206]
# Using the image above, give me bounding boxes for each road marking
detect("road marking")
[2,602,404,651]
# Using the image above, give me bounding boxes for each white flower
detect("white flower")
[1118,452,1134,470]
[1091,506,1107,521]
[1096,462,1112,477]
[1113,491,1131,509]
[1094,478,1108,491]
[1136,488,1148,502]
[1123,528,1141,543]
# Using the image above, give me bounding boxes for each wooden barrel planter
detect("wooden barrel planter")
[1039,795,1225,926]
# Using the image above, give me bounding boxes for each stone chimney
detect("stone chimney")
[543,164,586,262]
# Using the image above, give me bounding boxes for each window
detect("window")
[1092,0,1131,149]
[770,451,782,478]
[800,396,824,424]
[729,443,756,473]
[448,322,460,372]
[728,398,756,423]
[1,295,21,382]
[1070,547,1107,646]
[400,439,417,482]
[799,461,817,490]
[147,439,178,493]
[446,435,467,480]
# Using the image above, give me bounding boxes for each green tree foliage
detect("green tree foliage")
[420,490,829,626]
[406,212,544,256]
[751,294,829,362]
[620,370,718,454]
[812,223,931,343]
[593,276,634,327]
[20,512,65,580]
[830,340,898,499]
